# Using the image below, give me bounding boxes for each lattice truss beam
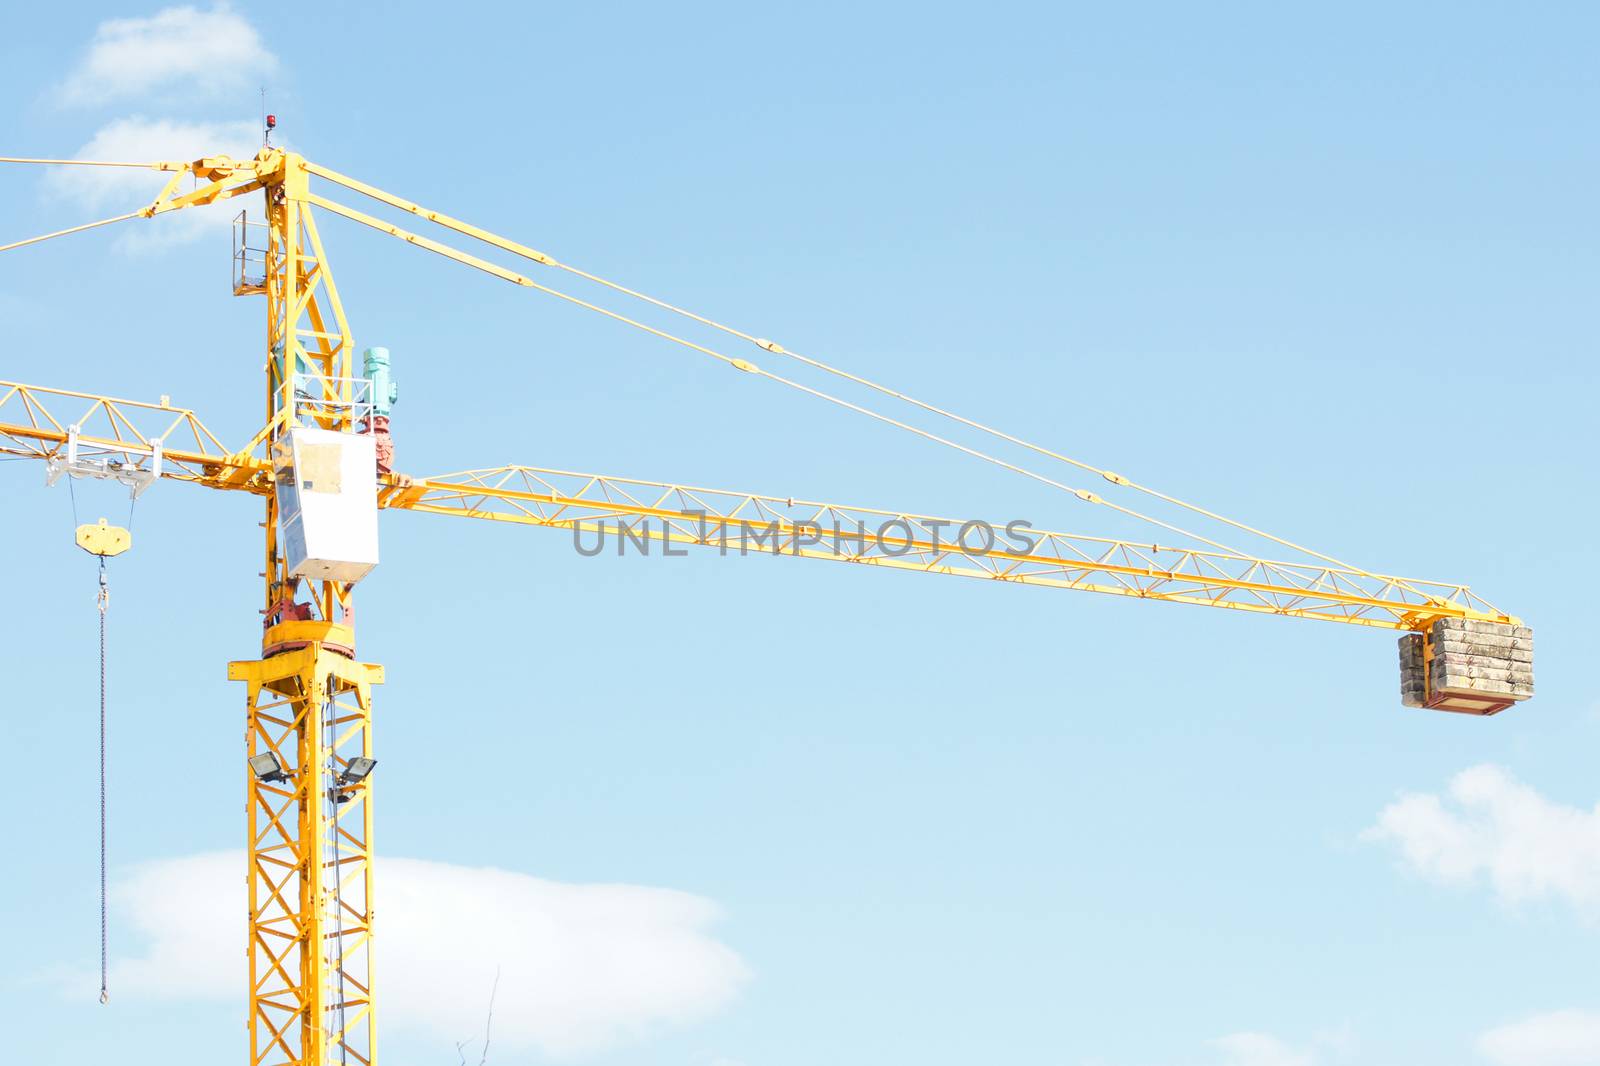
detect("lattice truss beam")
[0,380,253,486]
[382,466,1513,630]
[232,647,381,1066]
[0,375,1513,632]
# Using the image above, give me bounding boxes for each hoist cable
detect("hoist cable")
[96,557,109,1006]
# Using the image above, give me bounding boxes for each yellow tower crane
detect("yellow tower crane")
[0,144,1532,1066]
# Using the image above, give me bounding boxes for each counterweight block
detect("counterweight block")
[1399,618,1533,715]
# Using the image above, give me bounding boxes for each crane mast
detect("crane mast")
[0,141,1535,1066]
[230,149,379,1066]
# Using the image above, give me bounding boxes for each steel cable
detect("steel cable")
[542,260,1378,575]
[96,557,109,1006]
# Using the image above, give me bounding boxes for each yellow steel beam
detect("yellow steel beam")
[147,174,265,217]
[0,376,1515,634]
[300,192,535,287]
[0,380,266,489]
[301,159,559,267]
[232,643,381,1066]
[380,466,1516,631]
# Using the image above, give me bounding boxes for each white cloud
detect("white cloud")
[1364,764,1600,918]
[53,116,261,249]
[1211,1032,1317,1066]
[1368,769,1600,1064]
[37,8,277,250]
[60,4,276,105]
[1479,1009,1600,1066]
[92,850,749,1057]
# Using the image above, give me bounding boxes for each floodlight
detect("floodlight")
[248,752,289,784]
[338,757,377,785]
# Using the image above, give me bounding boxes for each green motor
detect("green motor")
[364,346,398,416]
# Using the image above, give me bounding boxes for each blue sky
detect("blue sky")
[1,3,1597,1064]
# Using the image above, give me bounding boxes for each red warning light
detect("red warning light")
[265,114,277,129]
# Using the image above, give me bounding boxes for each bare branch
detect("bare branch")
[478,966,501,1066]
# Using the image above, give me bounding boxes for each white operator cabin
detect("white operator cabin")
[274,427,380,584]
